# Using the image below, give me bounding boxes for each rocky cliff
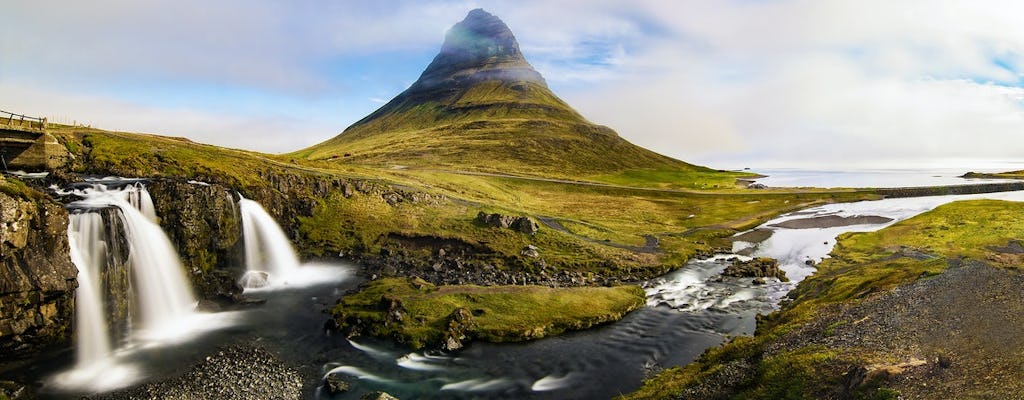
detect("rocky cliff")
[147,180,246,303]
[0,178,77,360]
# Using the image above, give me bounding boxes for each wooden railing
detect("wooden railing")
[0,109,47,132]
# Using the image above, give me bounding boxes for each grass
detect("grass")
[624,199,1024,399]
[51,125,879,277]
[332,277,645,349]
[292,78,717,182]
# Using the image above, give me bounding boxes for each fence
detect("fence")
[0,109,47,132]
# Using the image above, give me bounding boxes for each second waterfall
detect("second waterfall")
[238,197,301,289]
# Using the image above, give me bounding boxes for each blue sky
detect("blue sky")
[2,0,1023,169]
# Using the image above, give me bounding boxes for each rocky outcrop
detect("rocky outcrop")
[0,184,77,360]
[723,257,789,282]
[476,212,539,234]
[441,307,475,351]
[147,180,245,303]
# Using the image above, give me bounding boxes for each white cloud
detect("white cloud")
[0,81,337,154]
[1,0,1022,167]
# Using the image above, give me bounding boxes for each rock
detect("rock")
[324,373,350,394]
[512,217,540,234]
[0,182,77,360]
[475,211,539,234]
[723,257,789,282]
[521,245,540,258]
[238,271,269,290]
[747,183,767,189]
[938,354,953,368]
[361,391,400,400]
[441,307,475,351]
[414,9,544,91]
[752,277,767,285]
[196,299,222,312]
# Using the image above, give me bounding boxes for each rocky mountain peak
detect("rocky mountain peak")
[413,9,545,90]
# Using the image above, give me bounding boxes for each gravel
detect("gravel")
[90,343,304,400]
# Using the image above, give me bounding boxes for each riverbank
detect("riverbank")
[626,199,1024,399]
[91,342,304,400]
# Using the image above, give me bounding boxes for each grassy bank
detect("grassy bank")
[332,277,645,349]
[625,199,1024,399]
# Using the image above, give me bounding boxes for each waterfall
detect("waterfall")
[238,198,301,288]
[67,214,112,367]
[63,181,197,355]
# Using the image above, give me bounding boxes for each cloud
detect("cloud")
[1,0,1022,166]
[0,81,338,153]
[549,0,1024,168]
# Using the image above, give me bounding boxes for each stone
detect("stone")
[521,245,540,258]
[722,257,789,282]
[324,373,350,394]
[441,307,475,351]
[361,391,400,400]
[0,185,77,359]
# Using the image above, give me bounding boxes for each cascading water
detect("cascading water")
[67,218,112,367]
[238,197,301,288]
[54,180,201,390]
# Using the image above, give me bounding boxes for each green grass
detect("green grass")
[333,277,645,349]
[624,199,1024,399]
[292,78,715,182]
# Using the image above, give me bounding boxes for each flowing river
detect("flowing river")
[11,179,1024,399]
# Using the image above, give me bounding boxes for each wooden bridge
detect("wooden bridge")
[1,110,67,171]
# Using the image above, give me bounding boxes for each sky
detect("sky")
[2,0,1023,169]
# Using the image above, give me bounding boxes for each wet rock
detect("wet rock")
[723,257,789,282]
[92,343,303,400]
[361,391,400,400]
[324,373,350,394]
[196,299,222,312]
[0,182,77,359]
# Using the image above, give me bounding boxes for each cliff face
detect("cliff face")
[148,180,245,302]
[0,185,77,359]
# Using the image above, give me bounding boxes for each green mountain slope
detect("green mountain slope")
[295,9,725,181]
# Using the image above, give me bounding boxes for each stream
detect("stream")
[12,182,1024,399]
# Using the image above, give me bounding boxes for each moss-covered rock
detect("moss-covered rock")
[0,178,77,360]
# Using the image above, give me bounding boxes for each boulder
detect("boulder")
[324,373,350,394]
[441,307,475,351]
[361,392,400,400]
[521,245,540,258]
[723,257,789,282]
[475,211,539,234]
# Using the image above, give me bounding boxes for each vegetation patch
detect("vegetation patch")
[332,277,645,350]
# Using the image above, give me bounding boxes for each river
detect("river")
[12,177,1024,399]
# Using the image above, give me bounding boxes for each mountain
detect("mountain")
[295,9,714,179]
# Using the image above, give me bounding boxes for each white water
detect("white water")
[648,190,1024,314]
[238,198,301,288]
[67,215,112,367]
[53,182,205,391]
[116,200,197,335]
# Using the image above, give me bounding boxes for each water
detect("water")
[318,190,1024,399]
[750,167,1021,188]
[50,181,204,391]
[66,219,111,367]
[24,177,1024,398]
[238,198,302,289]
